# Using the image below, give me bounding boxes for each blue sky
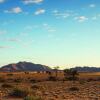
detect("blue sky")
[0,0,100,68]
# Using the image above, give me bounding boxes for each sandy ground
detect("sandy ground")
[0,72,99,100]
[1,81,99,100]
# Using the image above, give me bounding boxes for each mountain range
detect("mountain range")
[0,61,51,72]
[0,62,100,72]
[71,66,100,72]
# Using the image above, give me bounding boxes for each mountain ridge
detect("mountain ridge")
[0,61,52,72]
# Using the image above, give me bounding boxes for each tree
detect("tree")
[64,69,79,83]
[53,66,59,79]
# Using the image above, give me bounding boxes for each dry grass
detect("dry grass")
[0,72,99,100]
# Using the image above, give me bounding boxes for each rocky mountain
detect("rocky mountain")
[0,61,52,72]
[71,66,100,72]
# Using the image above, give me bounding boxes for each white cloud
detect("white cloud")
[4,7,22,14]
[52,10,70,19]
[74,16,88,22]
[34,9,45,15]
[42,23,56,32]
[89,4,96,8]
[23,0,43,4]
[0,0,5,3]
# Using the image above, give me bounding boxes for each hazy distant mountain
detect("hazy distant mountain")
[0,61,52,72]
[71,66,100,72]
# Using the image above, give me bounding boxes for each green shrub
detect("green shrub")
[24,95,42,100]
[11,88,29,97]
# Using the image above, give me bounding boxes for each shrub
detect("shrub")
[31,85,39,90]
[30,79,37,83]
[24,95,42,100]
[87,78,96,82]
[48,76,57,81]
[79,80,86,85]
[24,72,29,74]
[7,73,13,76]
[69,87,79,91]
[65,77,79,81]
[11,88,29,97]
[14,78,23,83]
[1,83,13,88]
[0,77,6,82]
[7,78,14,82]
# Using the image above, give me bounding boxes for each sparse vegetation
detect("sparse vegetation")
[7,73,13,76]
[11,88,29,97]
[0,77,6,82]
[1,83,13,88]
[31,84,40,90]
[0,71,99,100]
[69,87,79,91]
[24,95,42,100]
[30,79,37,83]
[14,78,23,83]
[64,69,79,82]
[48,76,57,81]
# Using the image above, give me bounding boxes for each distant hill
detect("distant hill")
[0,62,52,72]
[71,66,100,72]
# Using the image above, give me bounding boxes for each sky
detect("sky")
[0,0,100,69]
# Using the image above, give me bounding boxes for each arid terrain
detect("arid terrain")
[0,72,100,100]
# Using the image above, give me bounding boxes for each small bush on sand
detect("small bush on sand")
[24,95,42,100]
[31,85,39,90]
[1,83,13,88]
[31,84,44,90]
[69,87,79,91]
[48,76,57,81]
[87,78,95,82]
[11,88,29,97]
[30,79,37,83]
[0,77,6,82]
[7,73,13,76]
[14,78,23,83]
[79,80,86,85]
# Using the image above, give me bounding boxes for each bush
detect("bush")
[65,77,79,81]
[79,80,86,85]
[31,85,39,90]
[87,78,95,82]
[69,87,79,91]
[14,78,23,83]
[0,77,6,82]
[1,83,13,88]
[7,73,13,76]
[48,76,57,81]
[24,95,42,100]
[30,79,37,83]
[24,72,29,74]
[11,88,29,97]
